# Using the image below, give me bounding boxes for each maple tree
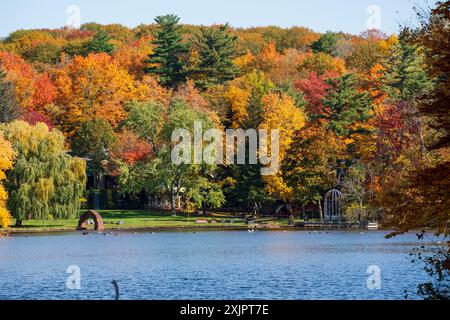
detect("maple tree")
[19,109,54,129]
[113,35,154,78]
[111,129,152,166]
[278,27,319,52]
[295,71,331,115]
[52,53,137,135]
[225,71,274,129]
[298,52,346,77]
[260,93,306,200]
[254,41,281,73]
[0,51,55,112]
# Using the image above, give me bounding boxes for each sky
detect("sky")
[0,0,434,38]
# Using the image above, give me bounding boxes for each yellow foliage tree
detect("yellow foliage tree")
[379,35,399,56]
[298,52,347,77]
[233,51,255,72]
[0,133,15,229]
[225,82,251,128]
[225,71,273,128]
[260,93,306,200]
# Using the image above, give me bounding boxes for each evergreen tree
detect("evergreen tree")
[311,31,339,57]
[0,65,20,123]
[145,14,189,88]
[381,37,433,155]
[383,38,433,101]
[1,121,86,226]
[83,30,116,56]
[322,74,374,138]
[190,25,240,89]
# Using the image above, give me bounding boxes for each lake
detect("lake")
[0,230,430,300]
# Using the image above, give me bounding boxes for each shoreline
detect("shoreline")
[3,225,389,236]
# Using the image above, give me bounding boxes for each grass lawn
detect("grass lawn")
[6,210,258,233]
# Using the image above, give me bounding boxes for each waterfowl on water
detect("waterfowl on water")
[111,280,120,300]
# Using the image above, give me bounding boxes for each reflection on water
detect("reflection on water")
[0,231,430,300]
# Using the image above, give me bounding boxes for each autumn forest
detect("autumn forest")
[0,1,448,244]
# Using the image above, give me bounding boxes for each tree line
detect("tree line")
[0,4,447,240]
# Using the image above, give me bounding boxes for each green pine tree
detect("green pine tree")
[190,25,240,89]
[83,30,116,56]
[323,74,374,138]
[145,14,190,88]
[383,38,433,101]
[311,31,339,57]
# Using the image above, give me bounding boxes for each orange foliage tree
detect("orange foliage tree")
[52,53,137,135]
[0,51,55,111]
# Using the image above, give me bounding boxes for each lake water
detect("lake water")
[0,230,430,300]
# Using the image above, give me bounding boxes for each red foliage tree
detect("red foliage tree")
[111,130,152,165]
[19,109,54,129]
[295,72,331,115]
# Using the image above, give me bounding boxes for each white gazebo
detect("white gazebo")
[324,189,343,221]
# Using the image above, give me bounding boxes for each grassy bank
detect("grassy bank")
[5,210,263,233]
[3,211,371,234]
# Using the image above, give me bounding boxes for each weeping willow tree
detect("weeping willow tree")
[0,121,86,226]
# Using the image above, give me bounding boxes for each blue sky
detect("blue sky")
[0,0,433,37]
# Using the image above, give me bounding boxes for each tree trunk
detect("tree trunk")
[15,219,22,228]
[319,199,324,223]
[202,201,207,215]
[359,200,364,223]
[170,192,176,216]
